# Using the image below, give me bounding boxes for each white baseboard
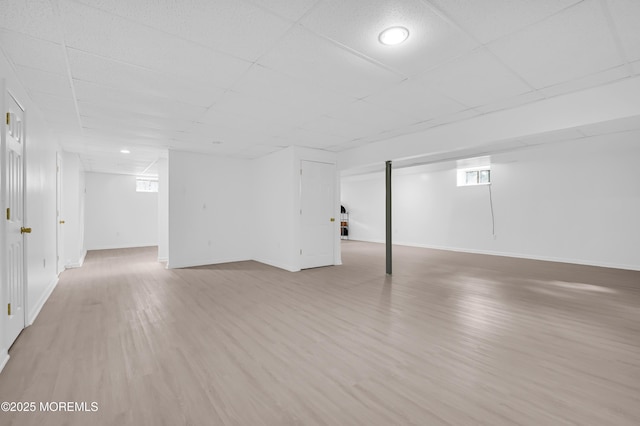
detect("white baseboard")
[65,250,87,269]
[167,256,251,269]
[157,257,168,262]
[0,352,9,374]
[86,243,157,251]
[28,276,59,326]
[252,256,299,272]
[396,241,640,271]
[346,238,385,244]
[348,238,640,272]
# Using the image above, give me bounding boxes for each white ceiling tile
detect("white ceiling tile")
[80,116,179,140]
[199,107,291,137]
[236,144,284,159]
[41,111,80,130]
[210,90,315,127]
[73,80,208,121]
[29,91,77,115]
[258,26,404,98]
[81,128,169,148]
[326,100,421,134]
[325,139,371,152]
[0,30,68,75]
[0,0,63,43]
[244,0,319,22]
[83,125,170,142]
[427,0,581,44]
[488,0,623,89]
[78,102,193,132]
[518,128,584,146]
[181,121,280,146]
[363,76,467,121]
[14,66,72,99]
[59,0,252,88]
[299,115,381,141]
[539,65,630,98]
[604,0,640,62]
[231,64,356,114]
[2,0,637,171]
[474,90,546,114]
[167,139,248,157]
[72,0,292,62]
[578,115,640,136]
[300,0,479,76]
[417,49,532,107]
[67,49,225,108]
[279,127,343,148]
[408,108,482,131]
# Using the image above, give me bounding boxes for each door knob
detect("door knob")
[21,227,32,234]
[330,217,335,222]
[59,220,65,224]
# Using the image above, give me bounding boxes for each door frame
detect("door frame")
[299,159,337,269]
[56,152,63,275]
[0,83,29,349]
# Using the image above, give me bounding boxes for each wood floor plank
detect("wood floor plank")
[0,242,639,425]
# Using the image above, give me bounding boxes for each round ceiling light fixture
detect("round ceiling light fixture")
[120,149,130,154]
[378,26,409,46]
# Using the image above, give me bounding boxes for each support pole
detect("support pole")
[385,160,392,275]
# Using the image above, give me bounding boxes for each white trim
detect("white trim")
[0,352,9,374]
[56,152,64,275]
[395,241,640,272]
[28,276,58,326]
[252,256,300,273]
[157,256,168,263]
[167,256,251,270]
[65,250,87,269]
[85,243,158,251]
[346,238,640,272]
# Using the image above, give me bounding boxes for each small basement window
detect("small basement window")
[136,178,158,193]
[457,167,491,186]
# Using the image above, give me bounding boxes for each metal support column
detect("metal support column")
[385,160,392,275]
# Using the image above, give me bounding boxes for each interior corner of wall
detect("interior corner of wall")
[0,351,10,374]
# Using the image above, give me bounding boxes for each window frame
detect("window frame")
[457,166,491,187]
[136,178,159,193]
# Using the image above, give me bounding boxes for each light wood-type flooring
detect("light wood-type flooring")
[1,241,639,425]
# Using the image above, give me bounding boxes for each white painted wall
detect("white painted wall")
[168,150,252,268]
[157,158,168,262]
[340,173,386,244]
[168,147,341,271]
[62,152,86,267]
[341,133,640,271]
[252,147,297,271]
[1,59,61,368]
[84,172,158,250]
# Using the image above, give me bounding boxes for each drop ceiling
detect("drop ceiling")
[0,0,639,176]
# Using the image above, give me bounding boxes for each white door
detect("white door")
[2,91,27,348]
[300,160,336,269]
[56,153,64,274]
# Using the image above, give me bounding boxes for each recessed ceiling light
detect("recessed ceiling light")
[120,149,130,154]
[379,26,409,46]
